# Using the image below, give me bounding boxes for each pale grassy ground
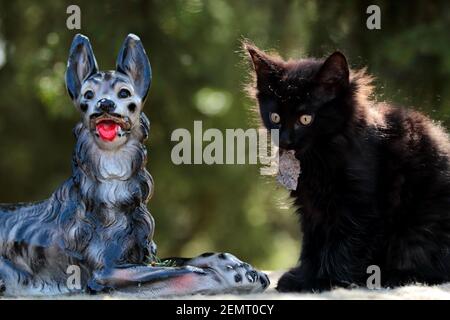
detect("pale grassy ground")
[4,271,450,300]
[122,271,450,300]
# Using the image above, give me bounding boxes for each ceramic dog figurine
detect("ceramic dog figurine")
[0,34,269,296]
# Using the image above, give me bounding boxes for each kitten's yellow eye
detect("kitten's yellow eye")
[270,112,280,124]
[299,114,313,125]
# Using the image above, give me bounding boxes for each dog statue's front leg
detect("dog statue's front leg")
[87,265,206,294]
[88,253,269,296]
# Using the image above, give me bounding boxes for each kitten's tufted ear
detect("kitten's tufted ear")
[245,43,281,80]
[66,34,98,100]
[316,51,349,87]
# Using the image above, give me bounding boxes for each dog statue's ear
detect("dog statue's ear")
[116,34,152,101]
[65,34,98,100]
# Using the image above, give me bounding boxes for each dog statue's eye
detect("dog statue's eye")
[83,90,94,100]
[118,88,131,99]
[299,114,313,126]
[270,112,281,124]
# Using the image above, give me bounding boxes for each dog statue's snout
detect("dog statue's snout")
[97,98,116,113]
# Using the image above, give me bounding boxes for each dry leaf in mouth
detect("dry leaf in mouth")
[276,150,301,191]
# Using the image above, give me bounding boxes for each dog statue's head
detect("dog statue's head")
[66,34,151,150]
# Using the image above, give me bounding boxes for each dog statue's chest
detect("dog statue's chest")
[95,180,132,207]
[78,144,141,207]
[97,151,134,180]
[79,176,135,208]
[69,127,153,266]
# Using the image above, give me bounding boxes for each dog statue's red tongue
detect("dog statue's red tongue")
[97,121,119,141]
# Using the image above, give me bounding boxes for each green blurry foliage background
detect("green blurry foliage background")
[0,0,449,269]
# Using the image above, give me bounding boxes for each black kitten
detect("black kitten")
[245,43,450,292]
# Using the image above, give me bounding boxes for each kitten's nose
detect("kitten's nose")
[97,98,116,113]
[279,131,295,149]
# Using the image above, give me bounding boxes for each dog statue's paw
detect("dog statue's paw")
[184,252,270,295]
[0,278,5,294]
[86,278,110,294]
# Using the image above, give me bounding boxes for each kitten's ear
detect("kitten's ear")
[245,43,281,79]
[315,51,349,87]
[66,34,98,100]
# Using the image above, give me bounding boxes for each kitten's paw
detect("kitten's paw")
[276,270,307,292]
[186,252,270,294]
[277,270,329,293]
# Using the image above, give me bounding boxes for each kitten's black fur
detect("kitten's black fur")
[246,43,450,292]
